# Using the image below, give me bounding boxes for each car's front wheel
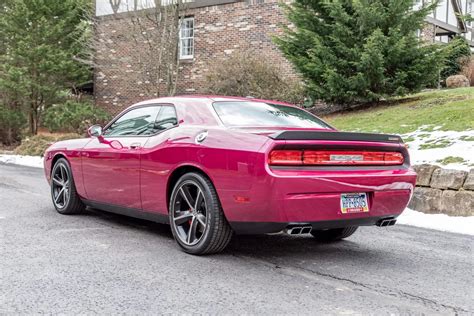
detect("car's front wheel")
[311,226,358,242]
[51,158,85,215]
[169,172,233,255]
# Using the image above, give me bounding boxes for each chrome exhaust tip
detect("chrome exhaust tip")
[285,224,312,235]
[301,226,312,234]
[376,218,397,227]
[285,227,302,235]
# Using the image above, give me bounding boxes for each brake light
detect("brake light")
[268,150,404,166]
[269,150,302,165]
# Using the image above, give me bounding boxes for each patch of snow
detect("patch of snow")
[397,208,474,236]
[403,129,474,170]
[0,154,472,235]
[0,154,44,169]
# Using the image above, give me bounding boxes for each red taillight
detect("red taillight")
[268,150,404,166]
[269,150,302,165]
[383,152,405,165]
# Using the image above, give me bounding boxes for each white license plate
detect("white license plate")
[340,193,369,214]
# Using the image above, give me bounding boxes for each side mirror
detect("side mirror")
[88,125,103,138]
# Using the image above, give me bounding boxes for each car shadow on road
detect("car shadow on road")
[224,233,406,273]
[228,233,371,256]
[82,207,391,264]
[83,207,174,239]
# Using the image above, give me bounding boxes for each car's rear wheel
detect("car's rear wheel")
[169,172,233,255]
[51,158,84,215]
[311,226,358,242]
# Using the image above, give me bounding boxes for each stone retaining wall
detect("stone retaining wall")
[408,165,474,217]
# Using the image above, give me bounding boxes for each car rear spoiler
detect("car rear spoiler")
[268,131,403,143]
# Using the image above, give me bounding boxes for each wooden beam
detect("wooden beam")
[450,0,467,33]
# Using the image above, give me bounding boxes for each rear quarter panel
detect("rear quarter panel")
[139,127,270,214]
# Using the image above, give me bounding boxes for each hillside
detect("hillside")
[324,88,474,169]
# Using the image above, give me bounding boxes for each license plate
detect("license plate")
[340,193,369,214]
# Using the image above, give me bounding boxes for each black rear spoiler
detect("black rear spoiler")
[268,131,403,143]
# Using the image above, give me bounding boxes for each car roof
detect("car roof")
[133,95,296,107]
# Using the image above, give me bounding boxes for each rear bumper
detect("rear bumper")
[230,216,398,234]
[219,167,417,234]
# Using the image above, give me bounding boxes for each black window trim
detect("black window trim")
[102,103,179,138]
[211,101,335,130]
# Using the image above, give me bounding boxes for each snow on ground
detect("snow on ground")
[402,128,474,171]
[0,154,44,169]
[397,208,474,236]
[1,141,473,236]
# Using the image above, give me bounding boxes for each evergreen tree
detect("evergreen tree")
[0,0,90,134]
[275,0,442,105]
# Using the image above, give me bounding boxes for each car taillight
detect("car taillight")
[269,150,302,165]
[268,150,404,166]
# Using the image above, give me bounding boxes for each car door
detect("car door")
[81,105,162,209]
[140,104,180,214]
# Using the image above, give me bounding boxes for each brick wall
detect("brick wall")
[94,0,297,114]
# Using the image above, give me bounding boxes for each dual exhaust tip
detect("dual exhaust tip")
[285,225,313,235]
[376,218,397,227]
[284,218,397,235]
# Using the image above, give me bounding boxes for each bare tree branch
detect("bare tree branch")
[89,0,188,99]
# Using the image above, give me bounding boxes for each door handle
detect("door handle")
[130,143,142,150]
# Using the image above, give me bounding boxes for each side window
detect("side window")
[104,106,161,136]
[155,106,178,131]
[179,17,194,59]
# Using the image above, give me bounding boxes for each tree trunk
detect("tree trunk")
[28,106,38,135]
[6,126,13,146]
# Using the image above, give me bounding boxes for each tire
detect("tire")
[50,158,85,215]
[311,226,358,242]
[169,172,233,255]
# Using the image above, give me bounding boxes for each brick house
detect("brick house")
[94,0,473,114]
[94,0,296,113]
[419,0,474,45]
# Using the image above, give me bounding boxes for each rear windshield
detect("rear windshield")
[212,101,332,129]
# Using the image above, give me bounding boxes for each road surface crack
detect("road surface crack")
[233,254,468,314]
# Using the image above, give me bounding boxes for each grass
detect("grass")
[459,135,474,141]
[403,136,415,143]
[14,133,81,156]
[419,138,453,149]
[417,133,431,138]
[324,88,474,134]
[436,156,466,165]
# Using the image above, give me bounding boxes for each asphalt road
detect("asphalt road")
[0,163,473,315]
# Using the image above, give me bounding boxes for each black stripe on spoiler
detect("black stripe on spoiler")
[268,131,402,143]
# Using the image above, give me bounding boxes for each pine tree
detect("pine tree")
[0,0,91,134]
[275,0,442,105]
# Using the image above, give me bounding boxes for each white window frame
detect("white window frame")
[467,0,473,27]
[179,17,195,60]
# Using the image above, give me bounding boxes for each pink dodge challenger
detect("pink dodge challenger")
[44,96,416,255]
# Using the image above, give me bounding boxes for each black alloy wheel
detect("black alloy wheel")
[169,172,232,255]
[51,158,84,214]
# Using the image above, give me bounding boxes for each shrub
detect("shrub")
[441,37,472,80]
[204,52,306,104]
[42,101,110,135]
[459,55,474,86]
[0,104,26,145]
[14,133,81,156]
